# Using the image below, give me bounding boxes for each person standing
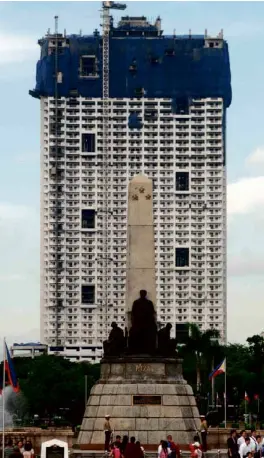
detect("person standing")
[121,436,129,455]
[255,435,262,458]
[190,436,202,458]
[9,448,23,458]
[227,429,238,458]
[200,415,208,452]
[167,435,181,458]
[240,438,251,458]
[114,436,122,450]
[238,431,247,450]
[250,431,257,454]
[124,437,143,458]
[22,441,34,458]
[158,441,170,458]
[104,414,112,452]
[4,440,14,458]
[110,444,121,458]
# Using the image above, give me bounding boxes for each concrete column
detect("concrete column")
[126,174,157,328]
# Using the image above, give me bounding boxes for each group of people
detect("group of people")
[107,434,181,458]
[108,435,144,458]
[227,429,264,458]
[2,438,34,458]
[104,413,208,457]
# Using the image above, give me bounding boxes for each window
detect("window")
[175,248,189,268]
[81,285,95,305]
[82,209,95,229]
[172,97,189,115]
[80,56,97,77]
[176,172,189,191]
[82,133,95,153]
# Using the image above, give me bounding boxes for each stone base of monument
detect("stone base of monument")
[77,357,200,448]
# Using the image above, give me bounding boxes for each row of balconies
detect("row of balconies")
[46,98,222,105]
[44,315,224,327]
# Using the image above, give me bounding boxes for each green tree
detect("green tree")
[1,355,100,425]
[181,323,222,394]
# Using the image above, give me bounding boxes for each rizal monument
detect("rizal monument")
[77,175,200,448]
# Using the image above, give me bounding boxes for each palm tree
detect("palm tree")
[182,323,221,393]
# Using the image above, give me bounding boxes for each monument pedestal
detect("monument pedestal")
[77,357,200,447]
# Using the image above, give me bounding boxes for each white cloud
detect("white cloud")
[0,274,24,282]
[0,202,33,221]
[246,146,264,165]
[0,33,38,65]
[227,176,264,215]
[228,254,264,277]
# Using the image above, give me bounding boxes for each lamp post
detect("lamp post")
[195,351,202,393]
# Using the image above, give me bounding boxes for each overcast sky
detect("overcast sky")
[0,1,264,350]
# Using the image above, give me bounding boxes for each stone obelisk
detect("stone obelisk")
[77,175,200,449]
[126,174,156,328]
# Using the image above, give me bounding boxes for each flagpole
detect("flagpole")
[211,357,215,408]
[2,338,6,458]
[224,359,227,428]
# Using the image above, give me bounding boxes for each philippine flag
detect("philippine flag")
[4,342,19,393]
[209,359,226,380]
[245,391,250,402]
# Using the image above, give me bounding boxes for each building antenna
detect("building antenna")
[54,15,59,35]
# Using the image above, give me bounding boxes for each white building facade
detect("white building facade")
[40,95,226,362]
[32,15,231,362]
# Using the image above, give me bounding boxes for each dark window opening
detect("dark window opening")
[50,346,64,352]
[176,172,189,191]
[82,133,95,153]
[82,209,95,229]
[82,285,95,304]
[144,109,158,121]
[56,223,63,232]
[80,56,97,77]
[57,299,63,308]
[172,97,189,115]
[175,248,189,268]
[128,112,142,129]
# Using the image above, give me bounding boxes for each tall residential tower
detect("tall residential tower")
[30,9,231,362]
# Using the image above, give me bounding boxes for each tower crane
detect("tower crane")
[101,1,126,341]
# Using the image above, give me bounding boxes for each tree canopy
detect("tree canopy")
[1,355,100,426]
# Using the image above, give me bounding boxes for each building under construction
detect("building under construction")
[30,2,232,362]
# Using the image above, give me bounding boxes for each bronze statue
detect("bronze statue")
[103,322,125,357]
[128,290,157,354]
[158,323,177,356]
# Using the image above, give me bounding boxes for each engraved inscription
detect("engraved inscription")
[135,363,152,373]
[133,395,162,405]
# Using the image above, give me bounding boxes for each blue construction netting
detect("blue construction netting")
[30,33,231,106]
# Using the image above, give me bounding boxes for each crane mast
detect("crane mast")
[101,1,126,341]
